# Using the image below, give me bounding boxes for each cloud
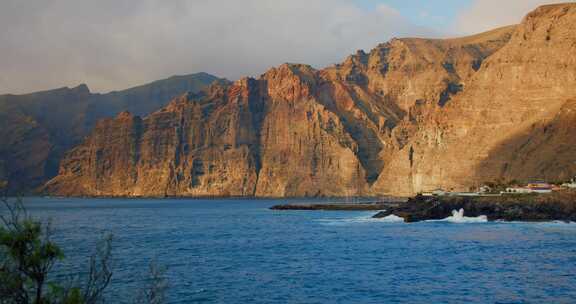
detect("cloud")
[0,0,433,94]
[454,0,566,35]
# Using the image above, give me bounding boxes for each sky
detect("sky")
[0,0,568,94]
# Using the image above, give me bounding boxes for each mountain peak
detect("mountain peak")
[523,2,576,23]
[73,83,90,94]
[115,110,134,120]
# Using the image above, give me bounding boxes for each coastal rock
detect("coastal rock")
[373,191,576,222]
[270,202,402,211]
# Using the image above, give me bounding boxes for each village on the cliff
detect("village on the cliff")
[423,177,576,197]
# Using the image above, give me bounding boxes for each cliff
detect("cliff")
[44,76,367,197]
[372,3,576,195]
[0,73,220,193]
[44,3,576,197]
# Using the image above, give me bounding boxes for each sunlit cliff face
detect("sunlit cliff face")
[41,4,576,197]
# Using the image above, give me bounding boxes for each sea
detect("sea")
[9,197,576,303]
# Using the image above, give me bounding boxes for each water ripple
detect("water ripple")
[9,197,576,303]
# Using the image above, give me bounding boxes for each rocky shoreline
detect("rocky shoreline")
[270,202,402,211]
[373,191,576,222]
[270,191,576,223]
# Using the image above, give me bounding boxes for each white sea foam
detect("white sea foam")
[315,212,404,225]
[430,209,488,223]
[379,214,405,223]
[497,220,576,226]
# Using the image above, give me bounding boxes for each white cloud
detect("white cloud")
[0,0,433,94]
[454,0,567,35]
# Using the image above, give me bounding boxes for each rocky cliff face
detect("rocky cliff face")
[45,3,576,197]
[0,73,220,193]
[372,3,576,195]
[44,75,368,197]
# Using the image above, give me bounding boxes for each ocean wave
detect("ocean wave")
[315,212,403,225]
[428,209,488,224]
[316,209,493,226]
[378,214,405,223]
[496,219,576,226]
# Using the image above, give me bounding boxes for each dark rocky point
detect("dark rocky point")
[373,191,576,222]
[270,202,402,211]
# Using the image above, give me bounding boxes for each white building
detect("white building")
[562,177,576,189]
[422,189,448,196]
[479,185,492,193]
[505,187,533,194]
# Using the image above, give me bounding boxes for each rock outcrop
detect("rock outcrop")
[44,3,576,197]
[0,73,220,193]
[373,191,576,222]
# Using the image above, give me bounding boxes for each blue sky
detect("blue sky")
[354,0,473,31]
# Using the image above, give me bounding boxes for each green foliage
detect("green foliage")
[0,198,58,304]
[1,195,168,304]
[0,197,112,304]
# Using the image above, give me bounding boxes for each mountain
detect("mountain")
[372,3,576,195]
[44,3,576,197]
[0,73,222,192]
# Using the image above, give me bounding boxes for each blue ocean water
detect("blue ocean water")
[13,197,576,303]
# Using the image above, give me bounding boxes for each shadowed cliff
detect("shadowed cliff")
[0,73,222,193]
[474,98,576,184]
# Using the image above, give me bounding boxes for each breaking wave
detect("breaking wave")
[316,209,491,226]
[431,208,488,223]
[315,212,404,225]
[379,214,405,223]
